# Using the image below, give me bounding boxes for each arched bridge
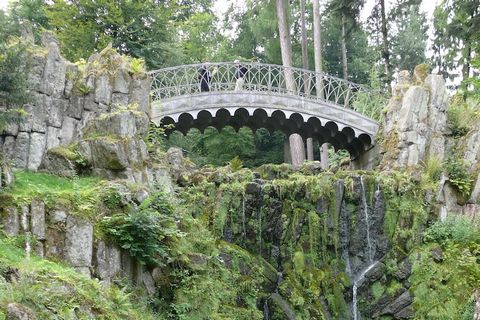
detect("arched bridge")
[150,62,381,158]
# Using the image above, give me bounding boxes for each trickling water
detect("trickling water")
[21,208,31,258]
[263,299,270,320]
[258,208,262,256]
[352,262,378,320]
[340,199,352,278]
[360,176,373,264]
[242,193,246,241]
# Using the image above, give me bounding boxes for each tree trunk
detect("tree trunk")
[300,0,313,160]
[313,0,324,99]
[462,43,472,81]
[313,0,328,166]
[276,0,296,93]
[380,0,391,82]
[276,0,304,167]
[306,138,314,160]
[320,143,329,169]
[341,12,348,80]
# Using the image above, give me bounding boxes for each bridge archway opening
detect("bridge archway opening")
[158,107,371,159]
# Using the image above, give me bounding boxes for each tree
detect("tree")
[0,37,31,131]
[327,0,365,80]
[46,0,182,68]
[390,3,428,72]
[433,0,480,84]
[322,13,373,84]
[276,0,305,167]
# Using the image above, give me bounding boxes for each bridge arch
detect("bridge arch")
[150,62,381,158]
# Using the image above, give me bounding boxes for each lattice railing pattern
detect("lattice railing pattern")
[150,62,382,116]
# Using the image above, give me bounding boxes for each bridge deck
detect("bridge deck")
[149,62,383,157]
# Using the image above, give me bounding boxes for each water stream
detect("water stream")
[352,261,378,320]
[242,192,246,242]
[360,176,373,264]
[351,177,378,319]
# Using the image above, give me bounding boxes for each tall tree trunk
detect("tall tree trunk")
[341,12,348,80]
[276,0,305,167]
[313,0,328,167]
[380,0,391,82]
[313,0,323,99]
[462,43,472,81]
[300,0,313,161]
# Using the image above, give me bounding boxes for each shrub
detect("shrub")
[444,157,474,196]
[447,94,480,137]
[423,216,480,246]
[101,192,182,266]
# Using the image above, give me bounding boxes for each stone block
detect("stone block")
[65,216,93,268]
[113,69,130,94]
[2,136,15,161]
[64,63,79,98]
[14,132,30,168]
[3,207,19,236]
[95,241,122,283]
[31,200,46,240]
[59,117,79,144]
[45,126,61,150]
[84,110,149,139]
[41,42,66,98]
[46,98,67,128]
[27,132,46,171]
[66,96,85,119]
[129,75,150,114]
[89,138,129,170]
[111,93,129,106]
[31,102,46,133]
[94,74,112,105]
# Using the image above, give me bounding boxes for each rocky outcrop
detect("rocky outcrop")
[0,34,150,172]
[6,303,36,320]
[0,163,14,190]
[380,67,449,169]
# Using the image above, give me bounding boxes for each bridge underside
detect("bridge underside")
[152,92,379,159]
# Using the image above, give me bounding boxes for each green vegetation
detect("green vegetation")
[447,94,480,137]
[100,192,183,267]
[0,237,156,319]
[444,157,474,197]
[0,37,31,131]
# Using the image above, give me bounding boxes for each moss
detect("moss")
[414,64,430,84]
[0,171,129,223]
[371,281,386,300]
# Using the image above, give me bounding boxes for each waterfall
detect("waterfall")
[360,176,373,264]
[352,262,378,320]
[242,192,246,241]
[351,177,379,319]
[263,299,270,320]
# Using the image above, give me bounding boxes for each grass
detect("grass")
[1,171,122,222]
[0,237,156,319]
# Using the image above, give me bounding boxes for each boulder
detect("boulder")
[380,291,413,316]
[6,303,36,320]
[83,110,149,139]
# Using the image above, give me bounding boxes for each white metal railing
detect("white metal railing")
[149,62,384,117]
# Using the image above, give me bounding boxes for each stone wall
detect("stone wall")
[1,197,155,292]
[0,34,150,172]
